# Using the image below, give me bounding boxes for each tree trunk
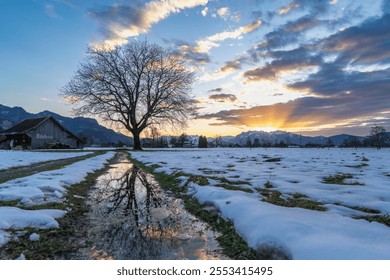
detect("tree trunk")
[132,131,142,150]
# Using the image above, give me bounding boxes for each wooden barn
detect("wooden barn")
[0,116,83,149]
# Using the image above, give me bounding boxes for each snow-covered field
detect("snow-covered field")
[131,148,390,260]
[0,150,92,170]
[0,152,115,247]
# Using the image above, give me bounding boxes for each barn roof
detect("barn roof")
[1,116,82,142]
[1,117,47,134]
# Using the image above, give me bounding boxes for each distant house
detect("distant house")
[182,141,194,148]
[0,116,83,149]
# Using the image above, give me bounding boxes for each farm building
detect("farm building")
[0,116,83,149]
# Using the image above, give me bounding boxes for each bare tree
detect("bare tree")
[61,40,195,150]
[144,126,160,148]
[179,133,189,147]
[369,125,387,149]
[214,135,222,147]
[325,137,334,149]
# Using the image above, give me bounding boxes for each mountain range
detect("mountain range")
[0,104,133,145]
[224,130,366,147]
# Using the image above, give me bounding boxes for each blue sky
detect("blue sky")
[1,0,389,136]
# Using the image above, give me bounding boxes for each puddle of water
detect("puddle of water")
[74,154,226,260]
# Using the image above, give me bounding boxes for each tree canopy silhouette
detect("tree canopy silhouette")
[62,40,195,150]
[369,125,387,149]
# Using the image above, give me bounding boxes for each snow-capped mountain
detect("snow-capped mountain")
[222,130,367,146]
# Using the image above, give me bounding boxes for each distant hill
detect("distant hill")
[329,134,366,146]
[0,104,133,146]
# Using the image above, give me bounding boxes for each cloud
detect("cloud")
[195,18,262,53]
[90,0,208,48]
[171,40,211,65]
[170,18,262,65]
[290,64,390,98]
[209,93,238,102]
[244,47,322,82]
[201,7,208,16]
[218,47,260,73]
[220,60,242,72]
[219,60,241,72]
[277,2,299,15]
[244,7,390,83]
[292,0,331,15]
[44,4,61,18]
[188,98,202,104]
[208,87,223,92]
[269,0,330,19]
[326,5,364,30]
[217,7,230,19]
[207,21,259,42]
[220,1,363,74]
[244,67,277,81]
[288,14,390,96]
[321,14,390,65]
[257,15,322,50]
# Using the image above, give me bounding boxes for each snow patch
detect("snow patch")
[131,148,390,259]
[0,152,115,248]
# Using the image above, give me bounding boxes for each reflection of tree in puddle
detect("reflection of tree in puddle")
[85,160,188,259]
